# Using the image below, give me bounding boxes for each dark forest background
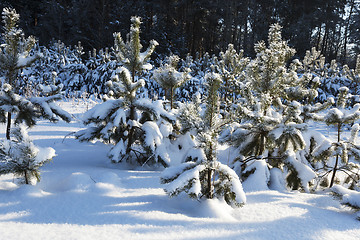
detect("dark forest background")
[2,0,360,64]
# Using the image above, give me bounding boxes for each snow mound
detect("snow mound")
[197,198,237,221]
[56,172,95,192]
[0,180,18,191]
[167,195,237,221]
[17,185,52,198]
[95,172,121,184]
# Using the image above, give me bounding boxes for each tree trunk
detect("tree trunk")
[126,105,136,155]
[6,112,11,140]
[205,135,215,199]
[170,87,173,109]
[207,168,213,199]
[24,171,29,185]
[329,123,341,187]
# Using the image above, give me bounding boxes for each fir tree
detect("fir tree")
[161,72,246,207]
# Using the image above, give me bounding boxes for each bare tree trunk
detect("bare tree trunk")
[126,105,135,156]
[6,112,11,140]
[207,141,214,199]
[330,123,341,187]
[207,168,213,199]
[24,171,29,185]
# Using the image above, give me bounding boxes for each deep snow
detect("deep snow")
[0,100,360,240]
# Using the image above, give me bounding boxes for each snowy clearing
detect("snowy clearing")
[0,101,359,240]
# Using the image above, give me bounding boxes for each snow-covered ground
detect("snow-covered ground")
[0,101,360,240]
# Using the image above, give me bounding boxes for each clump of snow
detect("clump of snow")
[285,150,316,192]
[35,146,56,164]
[142,121,162,151]
[269,168,287,191]
[242,159,270,192]
[332,185,360,209]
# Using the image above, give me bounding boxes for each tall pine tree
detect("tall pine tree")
[76,16,174,167]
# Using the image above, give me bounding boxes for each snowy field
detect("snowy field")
[0,101,360,240]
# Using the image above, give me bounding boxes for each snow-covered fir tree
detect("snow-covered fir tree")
[153,54,191,109]
[312,87,360,188]
[0,126,55,184]
[76,16,175,167]
[161,72,246,207]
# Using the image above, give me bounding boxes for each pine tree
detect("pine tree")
[30,72,72,122]
[312,87,360,188]
[271,100,317,191]
[0,8,71,185]
[161,72,246,207]
[0,126,55,184]
[76,17,174,167]
[221,24,319,191]
[112,16,158,78]
[84,47,116,95]
[153,54,191,109]
[0,8,39,139]
[0,8,71,139]
[61,42,88,95]
[331,185,360,220]
[343,54,360,95]
[299,47,345,102]
[214,44,249,111]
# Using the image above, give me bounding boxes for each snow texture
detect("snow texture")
[0,101,360,239]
